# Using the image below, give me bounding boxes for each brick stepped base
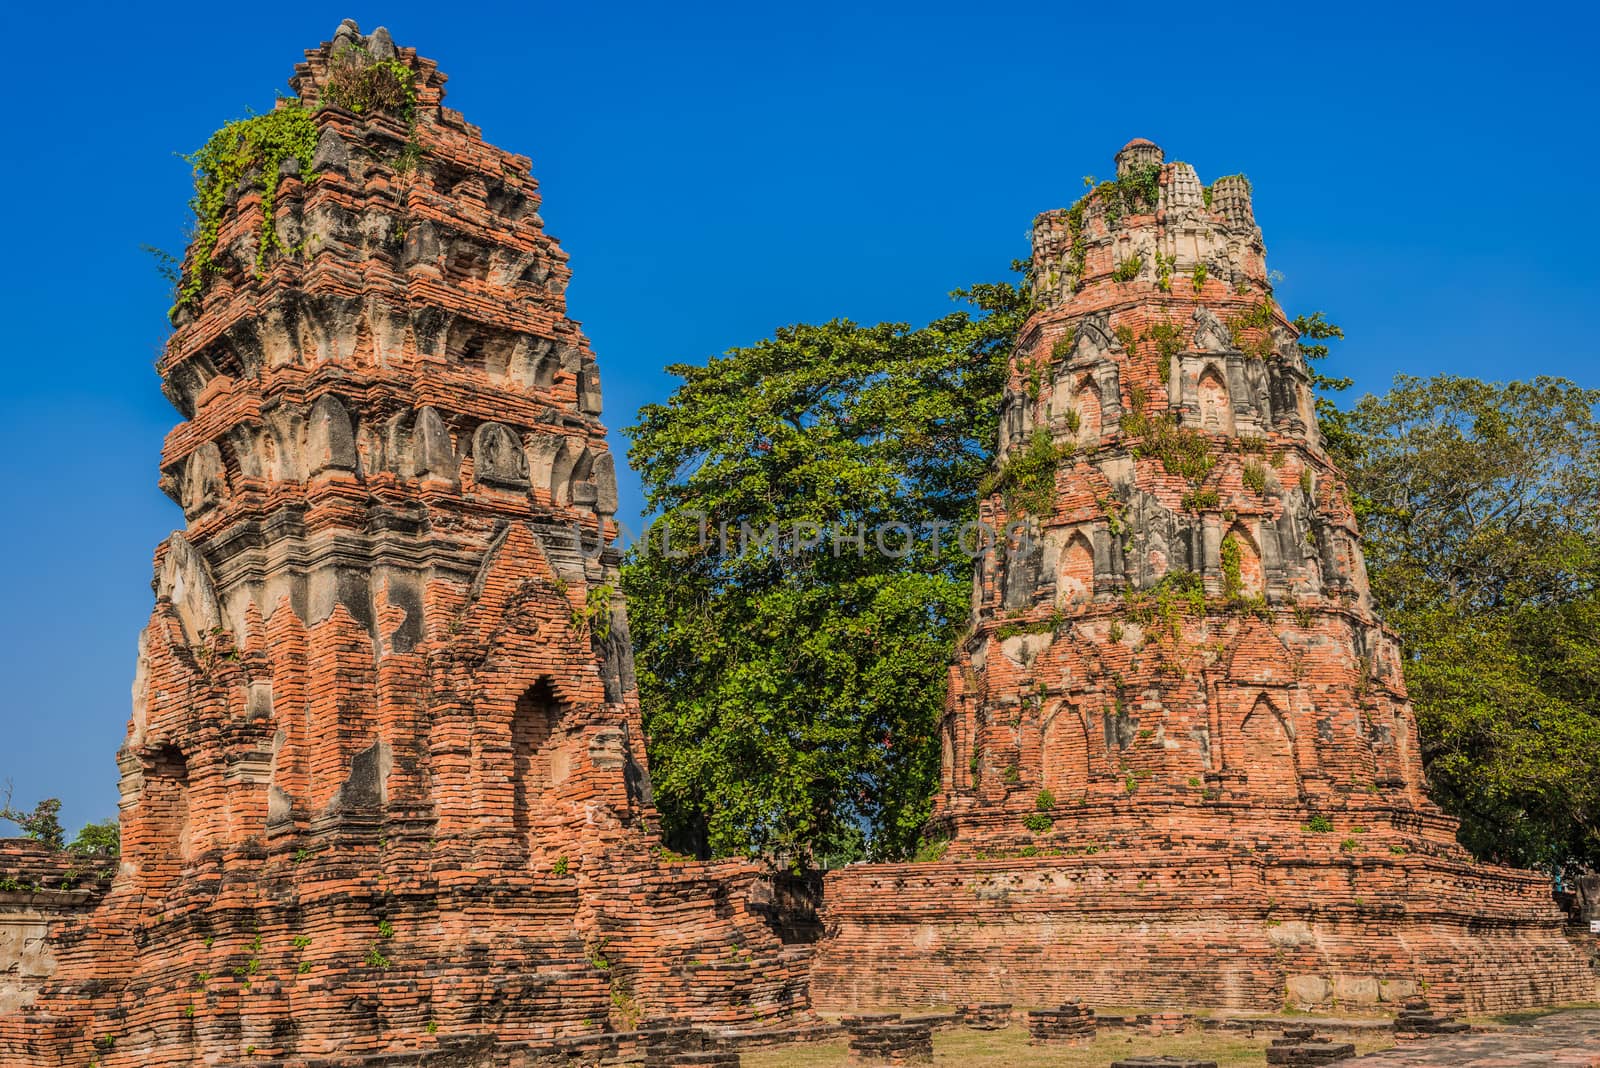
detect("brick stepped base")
[811,826,1597,1014]
[841,1013,933,1064]
[1027,1001,1096,1044]
[1267,1027,1357,1064]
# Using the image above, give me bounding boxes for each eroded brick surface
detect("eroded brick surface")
[0,22,807,1066]
[0,840,114,1019]
[811,139,1598,1014]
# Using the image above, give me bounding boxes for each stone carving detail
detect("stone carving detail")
[472,421,529,488]
[412,405,456,479]
[307,394,357,475]
[1191,306,1233,352]
[181,442,227,516]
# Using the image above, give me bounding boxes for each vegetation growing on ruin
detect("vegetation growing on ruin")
[1155,251,1176,292]
[570,584,615,640]
[1226,299,1277,360]
[320,44,417,118]
[985,428,1073,517]
[1122,572,1205,643]
[1219,534,1245,600]
[1111,254,1143,282]
[1242,461,1267,495]
[1119,388,1216,484]
[173,48,420,315]
[176,103,319,310]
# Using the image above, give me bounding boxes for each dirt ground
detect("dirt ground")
[742,1021,1397,1067]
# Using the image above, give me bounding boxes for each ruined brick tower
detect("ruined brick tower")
[0,22,806,1066]
[811,139,1596,1014]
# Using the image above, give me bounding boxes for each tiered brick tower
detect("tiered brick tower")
[811,139,1596,1014]
[0,23,806,1066]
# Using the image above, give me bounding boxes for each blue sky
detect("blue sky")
[1,2,1595,833]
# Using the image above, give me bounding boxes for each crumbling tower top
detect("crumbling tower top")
[1114,136,1164,176]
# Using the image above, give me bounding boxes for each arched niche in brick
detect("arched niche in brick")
[510,678,565,852]
[1233,693,1297,802]
[1040,703,1090,800]
[1197,364,1233,435]
[1057,530,1095,606]
[144,744,192,863]
[1225,523,1264,599]
[1073,376,1102,443]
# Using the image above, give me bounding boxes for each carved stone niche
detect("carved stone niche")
[1001,531,1045,612]
[306,395,358,477]
[1118,489,1193,591]
[473,422,529,490]
[577,357,603,415]
[411,406,456,481]
[591,453,620,517]
[181,442,228,517]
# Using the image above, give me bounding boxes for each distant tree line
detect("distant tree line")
[0,782,119,858]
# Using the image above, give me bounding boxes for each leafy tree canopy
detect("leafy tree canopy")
[68,818,121,858]
[1342,375,1600,876]
[622,277,1028,865]
[0,788,64,850]
[1,781,120,857]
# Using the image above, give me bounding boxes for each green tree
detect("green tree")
[0,786,65,850]
[68,818,120,858]
[623,278,1028,864]
[1342,375,1600,876]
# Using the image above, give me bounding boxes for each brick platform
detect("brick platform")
[811,138,1597,1015]
[0,21,807,1067]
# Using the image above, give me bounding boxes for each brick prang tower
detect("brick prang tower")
[810,139,1597,1015]
[941,137,1421,839]
[0,22,807,1066]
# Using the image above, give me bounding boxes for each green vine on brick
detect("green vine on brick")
[1051,326,1077,362]
[1122,572,1205,643]
[1155,251,1176,292]
[1220,533,1244,601]
[1052,164,1161,292]
[1112,254,1143,283]
[1022,352,1049,401]
[983,429,1073,517]
[571,584,616,640]
[1191,262,1208,292]
[1242,461,1267,495]
[1227,299,1277,360]
[1120,403,1215,484]
[995,609,1067,640]
[174,50,422,317]
[177,103,319,312]
[1145,320,1183,384]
